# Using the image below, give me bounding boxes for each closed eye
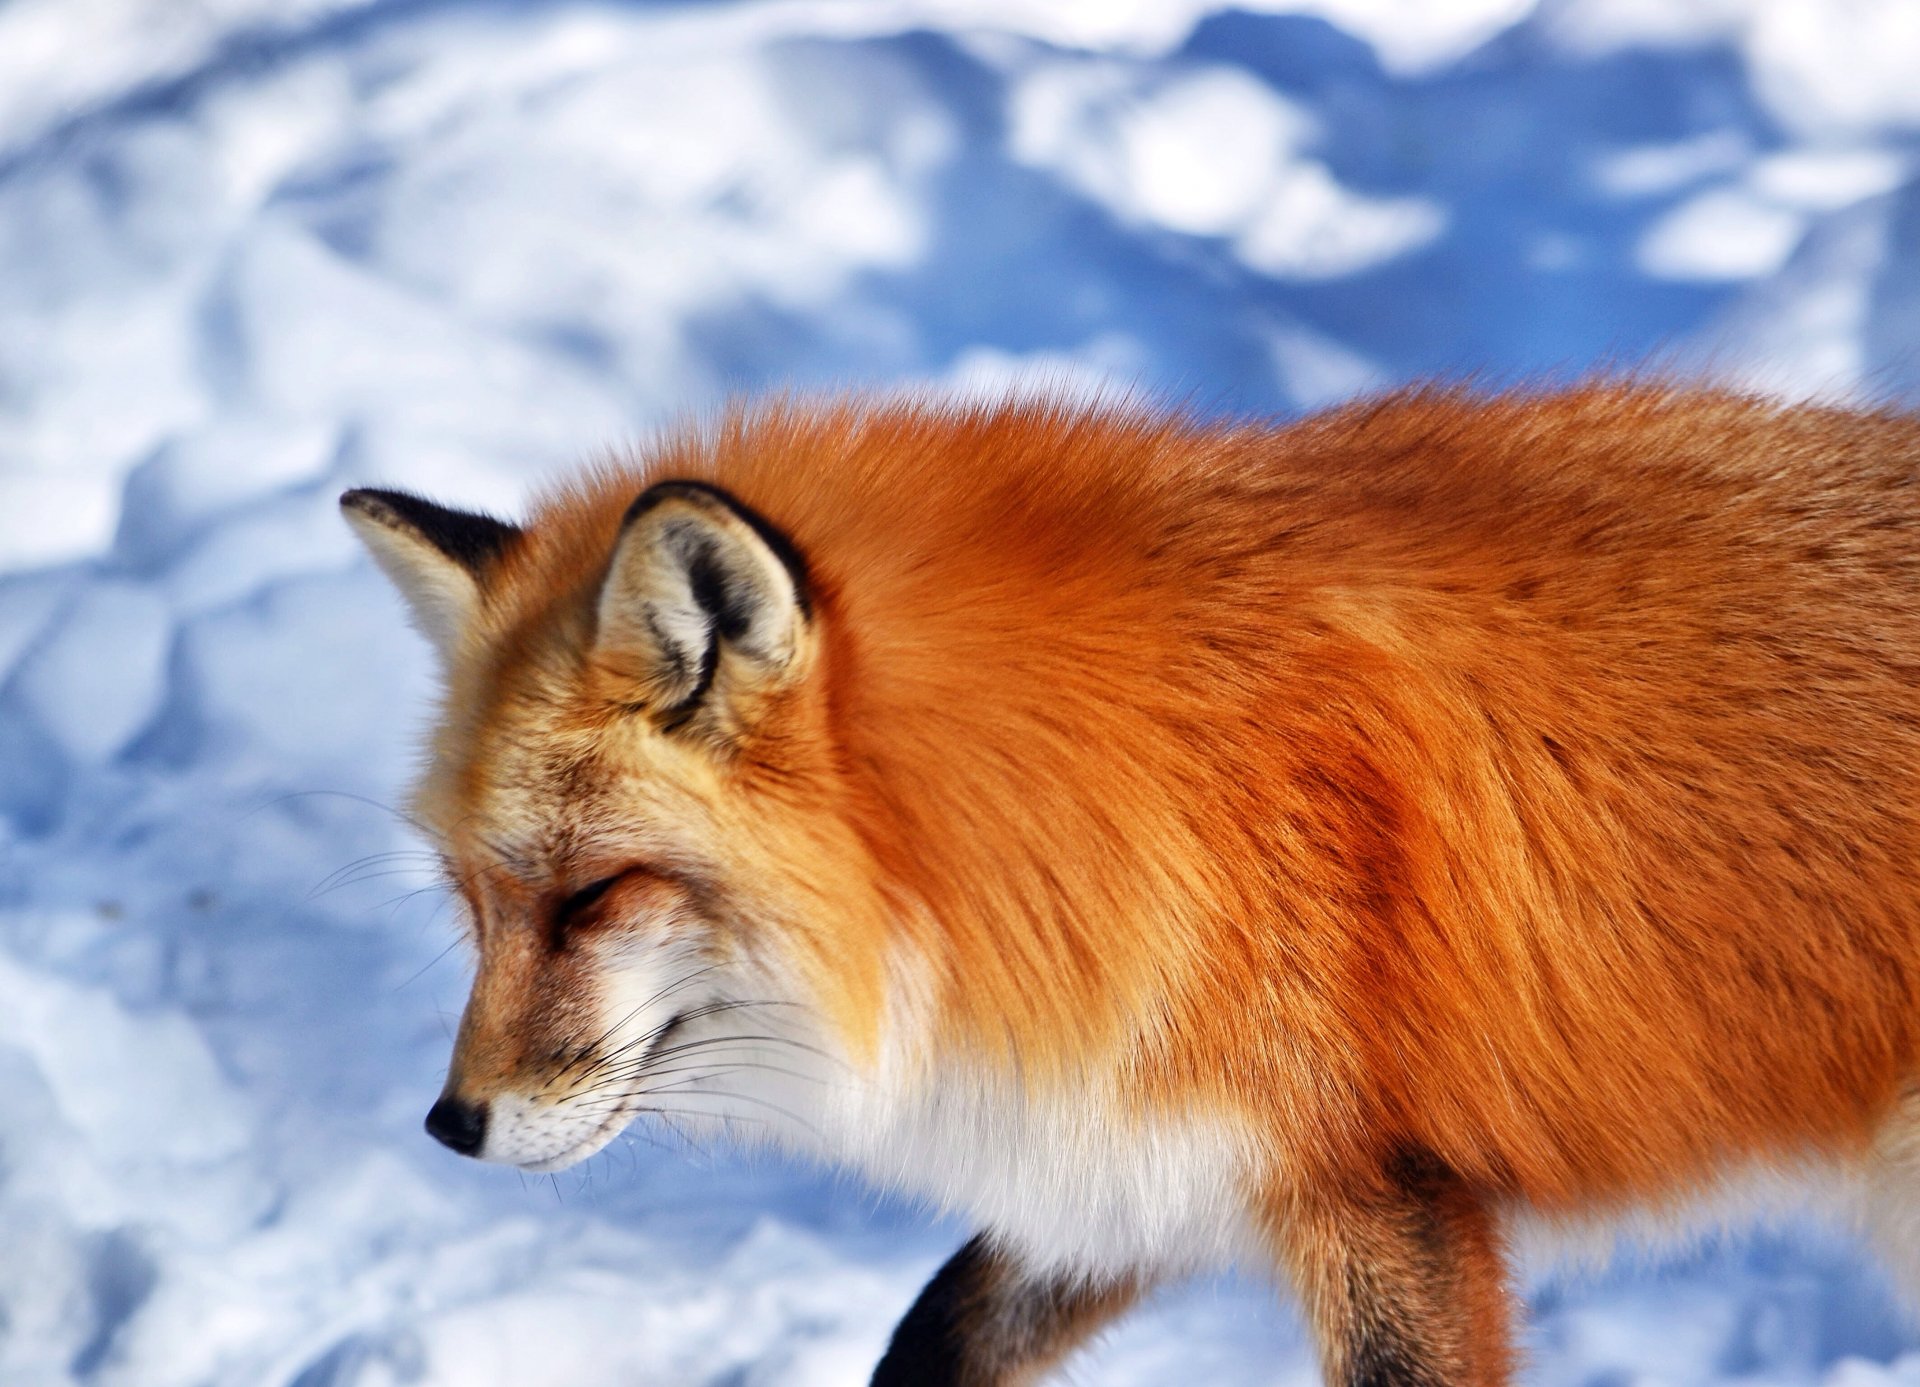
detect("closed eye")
[556,875,621,933]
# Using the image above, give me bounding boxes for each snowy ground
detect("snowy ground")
[3,1,1920,1383]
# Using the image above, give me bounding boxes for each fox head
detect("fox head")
[341,478,890,1169]
[341,403,1242,1187]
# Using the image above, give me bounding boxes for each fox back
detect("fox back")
[344,385,1920,1387]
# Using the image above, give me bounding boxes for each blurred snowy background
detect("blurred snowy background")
[3,0,1920,1383]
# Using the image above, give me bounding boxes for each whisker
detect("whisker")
[259,788,448,846]
[555,966,723,1080]
[634,1079,821,1138]
[568,1059,828,1104]
[394,937,465,993]
[632,1104,773,1128]
[575,1049,833,1093]
[565,996,759,1078]
[573,1038,822,1092]
[645,1030,836,1064]
[309,864,446,903]
[308,850,441,898]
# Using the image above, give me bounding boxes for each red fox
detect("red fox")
[343,384,1920,1386]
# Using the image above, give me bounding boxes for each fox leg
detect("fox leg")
[870,1234,1143,1387]
[1265,1150,1516,1387]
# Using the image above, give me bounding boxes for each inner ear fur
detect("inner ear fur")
[340,488,521,656]
[596,480,812,729]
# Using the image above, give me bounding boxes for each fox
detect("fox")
[341,383,1920,1386]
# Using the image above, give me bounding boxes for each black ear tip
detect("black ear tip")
[340,487,419,520]
[339,487,523,571]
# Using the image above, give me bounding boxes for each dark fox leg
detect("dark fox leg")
[871,1234,1143,1387]
[1266,1150,1516,1387]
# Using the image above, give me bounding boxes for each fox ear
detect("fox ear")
[340,488,521,657]
[596,481,811,734]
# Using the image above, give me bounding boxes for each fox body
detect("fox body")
[344,385,1920,1386]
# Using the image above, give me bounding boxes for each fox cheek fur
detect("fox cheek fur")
[347,386,1920,1387]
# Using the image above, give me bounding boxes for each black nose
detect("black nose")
[424,1095,488,1156]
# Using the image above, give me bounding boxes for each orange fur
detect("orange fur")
[390,383,1920,1380]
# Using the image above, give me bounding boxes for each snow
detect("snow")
[2,1,1919,1384]
[1009,63,1448,279]
[10,581,171,764]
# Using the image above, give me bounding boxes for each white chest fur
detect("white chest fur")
[823,1064,1263,1277]
[654,957,1268,1278]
